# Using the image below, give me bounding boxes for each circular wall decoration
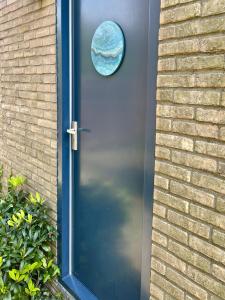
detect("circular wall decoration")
[91,21,125,76]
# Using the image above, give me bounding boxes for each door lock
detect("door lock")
[67,121,78,151]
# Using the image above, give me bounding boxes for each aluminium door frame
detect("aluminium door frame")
[57,0,160,299]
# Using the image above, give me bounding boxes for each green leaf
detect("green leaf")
[28,193,36,205]
[42,258,47,268]
[0,172,61,299]
[47,259,53,268]
[8,269,17,281]
[29,262,40,271]
[36,193,41,202]
[26,214,32,224]
[27,279,40,295]
[42,245,51,252]
[8,176,26,190]
[25,288,30,296]
[36,250,44,259]
[0,275,4,287]
[0,257,3,268]
[17,274,25,283]
[36,192,45,205]
[24,248,34,258]
[43,273,50,283]
[33,231,39,242]
[28,279,34,291]
[7,220,14,227]
[16,210,25,219]
[52,266,60,277]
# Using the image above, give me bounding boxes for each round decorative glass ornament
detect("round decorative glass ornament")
[91,21,125,76]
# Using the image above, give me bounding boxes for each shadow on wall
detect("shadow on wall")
[73,182,149,300]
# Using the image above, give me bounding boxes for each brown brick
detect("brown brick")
[158,58,176,71]
[211,296,223,300]
[160,2,201,25]
[219,126,225,142]
[170,180,215,207]
[155,161,191,182]
[200,35,225,53]
[187,266,225,299]
[150,283,164,300]
[212,264,225,283]
[189,236,225,265]
[157,105,194,119]
[196,108,225,125]
[165,295,177,300]
[156,133,194,151]
[168,210,210,239]
[153,216,188,245]
[195,140,225,159]
[177,54,225,71]
[221,92,225,106]
[151,257,166,275]
[196,73,225,88]
[157,89,174,102]
[153,202,167,218]
[152,244,186,273]
[190,204,225,231]
[156,117,172,131]
[173,90,221,106]
[186,296,198,300]
[154,189,189,213]
[160,16,225,40]
[159,25,176,41]
[192,172,225,195]
[168,240,211,273]
[218,161,225,177]
[161,0,193,9]
[212,229,225,249]
[159,39,199,57]
[158,74,196,87]
[37,118,56,129]
[151,271,185,300]
[171,150,217,173]
[154,175,169,190]
[172,120,218,139]
[166,268,208,300]
[152,230,168,248]
[155,146,171,160]
[202,0,225,16]
[216,197,225,213]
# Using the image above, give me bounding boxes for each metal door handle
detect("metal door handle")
[67,121,78,151]
[67,128,77,135]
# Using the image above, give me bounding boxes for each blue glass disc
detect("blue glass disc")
[91,21,125,76]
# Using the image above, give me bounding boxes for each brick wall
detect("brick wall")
[151,0,225,299]
[1,0,225,299]
[0,1,73,298]
[0,0,57,219]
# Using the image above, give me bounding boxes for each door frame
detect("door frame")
[57,0,160,299]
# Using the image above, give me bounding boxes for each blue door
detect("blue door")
[58,1,160,299]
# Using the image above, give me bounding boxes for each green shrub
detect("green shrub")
[0,173,61,300]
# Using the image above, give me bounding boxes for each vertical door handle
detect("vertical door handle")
[67,121,78,151]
